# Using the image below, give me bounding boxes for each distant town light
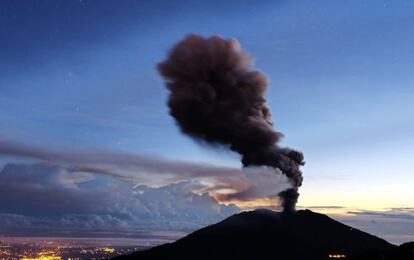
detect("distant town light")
[328,253,347,258]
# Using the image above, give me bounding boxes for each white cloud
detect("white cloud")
[0,163,239,236]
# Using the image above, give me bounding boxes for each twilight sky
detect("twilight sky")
[0,0,413,244]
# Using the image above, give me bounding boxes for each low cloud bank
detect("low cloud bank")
[0,140,294,236]
[0,140,291,207]
[0,162,239,236]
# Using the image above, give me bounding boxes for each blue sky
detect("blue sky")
[0,0,413,243]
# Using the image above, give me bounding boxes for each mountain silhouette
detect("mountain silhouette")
[115,209,412,260]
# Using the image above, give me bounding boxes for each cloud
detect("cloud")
[0,139,291,208]
[331,208,414,245]
[0,140,295,236]
[347,208,414,220]
[305,206,345,209]
[0,139,242,182]
[0,162,239,236]
[205,166,292,209]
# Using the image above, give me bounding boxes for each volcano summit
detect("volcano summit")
[115,209,413,260]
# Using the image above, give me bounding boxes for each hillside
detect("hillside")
[115,209,404,260]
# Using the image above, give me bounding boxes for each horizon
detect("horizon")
[1,0,413,250]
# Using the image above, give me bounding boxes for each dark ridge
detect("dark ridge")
[114,209,410,260]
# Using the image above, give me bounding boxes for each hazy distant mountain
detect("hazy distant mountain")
[115,209,413,260]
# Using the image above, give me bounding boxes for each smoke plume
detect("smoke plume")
[158,34,304,212]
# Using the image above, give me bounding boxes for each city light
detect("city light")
[0,239,149,260]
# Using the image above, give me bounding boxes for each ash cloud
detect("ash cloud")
[0,139,241,183]
[158,34,304,211]
[209,166,291,203]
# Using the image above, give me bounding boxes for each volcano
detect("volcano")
[115,209,412,260]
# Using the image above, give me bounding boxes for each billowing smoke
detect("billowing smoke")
[158,34,304,212]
